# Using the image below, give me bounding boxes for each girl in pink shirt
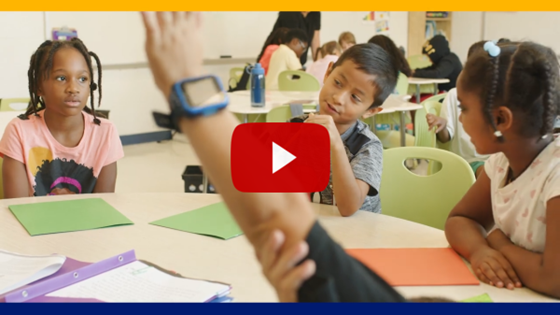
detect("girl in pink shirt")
[306,41,342,86]
[0,38,124,198]
[257,27,289,75]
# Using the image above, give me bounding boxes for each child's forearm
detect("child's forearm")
[177,114,316,251]
[330,141,365,217]
[499,244,560,298]
[445,216,491,260]
[436,127,451,143]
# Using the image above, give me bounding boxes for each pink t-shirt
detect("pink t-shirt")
[306,55,339,86]
[259,45,280,75]
[0,111,124,196]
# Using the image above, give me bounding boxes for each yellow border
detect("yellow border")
[2,3,560,10]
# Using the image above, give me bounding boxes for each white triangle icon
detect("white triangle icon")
[272,142,296,174]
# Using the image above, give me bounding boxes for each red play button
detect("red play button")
[231,123,330,193]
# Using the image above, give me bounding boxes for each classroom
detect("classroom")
[1,11,560,303]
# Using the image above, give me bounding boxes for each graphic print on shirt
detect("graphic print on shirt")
[28,147,97,196]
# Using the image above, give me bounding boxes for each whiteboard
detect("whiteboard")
[484,12,560,55]
[46,12,146,66]
[0,12,45,98]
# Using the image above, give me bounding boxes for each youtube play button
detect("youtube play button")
[232,123,330,193]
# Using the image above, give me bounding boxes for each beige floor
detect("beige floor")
[116,136,200,193]
[117,137,428,194]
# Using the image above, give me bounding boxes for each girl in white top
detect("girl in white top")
[306,41,342,86]
[445,41,560,299]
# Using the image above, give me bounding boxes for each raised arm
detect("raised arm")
[141,12,315,253]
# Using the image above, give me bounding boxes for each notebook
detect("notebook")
[0,250,231,303]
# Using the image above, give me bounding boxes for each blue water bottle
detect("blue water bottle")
[250,63,265,107]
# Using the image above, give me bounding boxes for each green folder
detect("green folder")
[150,202,243,240]
[9,198,133,236]
[462,293,493,303]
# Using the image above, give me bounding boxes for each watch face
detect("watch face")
[182,77,227,107]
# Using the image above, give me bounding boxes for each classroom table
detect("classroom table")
[408,77,450,103]
[0,193,555,302]
[227,90,412,123]
[375,96,422,146]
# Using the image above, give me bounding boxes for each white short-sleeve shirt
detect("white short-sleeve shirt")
[486,136,560,253]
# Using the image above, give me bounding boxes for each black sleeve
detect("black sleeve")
[313,12,321,30]
[413,57,454,79]
[297,221,407,302]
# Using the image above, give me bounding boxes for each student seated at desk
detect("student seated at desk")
[290,43,396,216]
[338,31,356,52]
[445,40,560,298]
[305,41,342,86]
[266,29,309,90]
[0,39,124,198]
[257,27,289,75]
[412,35,462,92]
[141,12,451,302]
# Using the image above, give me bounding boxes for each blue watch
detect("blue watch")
[152,75,229,132]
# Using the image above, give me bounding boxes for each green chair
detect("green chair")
[278,71,320,92]
[375,130,415,148]
[0,98,30,112]
[424,93,447,104]
[228,67,244,90]
[395,72,409,96]
[266,104,317,122]
[380,146,475,230]
[407,54,432,70]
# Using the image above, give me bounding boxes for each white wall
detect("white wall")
[450,12,483,63]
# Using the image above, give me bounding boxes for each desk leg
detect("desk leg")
[372,116,376,132]
[243,114,248,123]
[415,85,421,103]
[400,111,406,146]
[434,83,439,95]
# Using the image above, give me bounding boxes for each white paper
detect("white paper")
[0,249,66,295]
[47,261,230,302]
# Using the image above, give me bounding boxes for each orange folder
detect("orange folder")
[346,248,480,286]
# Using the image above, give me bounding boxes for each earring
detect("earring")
[494,130,503,137]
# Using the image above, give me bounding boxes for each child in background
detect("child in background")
[412,35,462,92]
[368,35,412,77]
[266,29,309,90]
[257,27,289,75]
[0,38,124,198]
[306,41,342,86]
[291,43,398,216]
[338,31,356,52]
[445,41,560,298]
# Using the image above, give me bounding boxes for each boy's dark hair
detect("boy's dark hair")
[467,38,511,58]
[332,43,399,109]
[461,41,560,140]
[368,34,412,77]
[285,29,308,44]
[257,27,289,62]
[23,38,103,125]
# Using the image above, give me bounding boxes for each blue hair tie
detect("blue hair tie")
[484,40,501,57]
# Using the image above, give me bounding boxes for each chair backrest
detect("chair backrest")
[407,54,432,70]
[423,93,447,104]
[278,71,321,92]
[414,106,436,148]
[395,72,409,96]
[229,67,244,88]
[266,104,317,122]
[0,98,30,112]
[380,147,475,230]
